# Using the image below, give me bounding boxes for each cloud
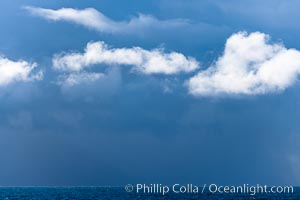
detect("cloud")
[53,41,199,75]
[58,72,104,88]
[24,6,189,34]
[0,56,42,86]
[188,31,300,96]
[58,67,122,101]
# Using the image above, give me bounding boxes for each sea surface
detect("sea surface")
[0,187,299,200]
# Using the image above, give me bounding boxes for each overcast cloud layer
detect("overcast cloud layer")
[2,0,300,187]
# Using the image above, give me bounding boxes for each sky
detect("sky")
[0,0,300,186]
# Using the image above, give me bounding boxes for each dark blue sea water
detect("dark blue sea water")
[0,187,299,200]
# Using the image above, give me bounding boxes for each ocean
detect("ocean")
[0,187,299,200]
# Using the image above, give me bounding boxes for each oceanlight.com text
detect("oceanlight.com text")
[125,183,294,196]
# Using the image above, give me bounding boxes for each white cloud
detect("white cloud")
[188,31,300,96]
[24,7,188,34]
[0,56,42,86]
[53,41,199,75]
[58,72,104,88]
[58,67,122,100]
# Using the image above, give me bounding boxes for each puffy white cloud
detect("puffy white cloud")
[188,31,300,96]
[0,56,42,86]
[53,41,199,75]
[24,7,188,34]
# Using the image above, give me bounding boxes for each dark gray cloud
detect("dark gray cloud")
[0,0,299,186]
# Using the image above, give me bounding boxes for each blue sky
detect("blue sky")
[1,0,300,186]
